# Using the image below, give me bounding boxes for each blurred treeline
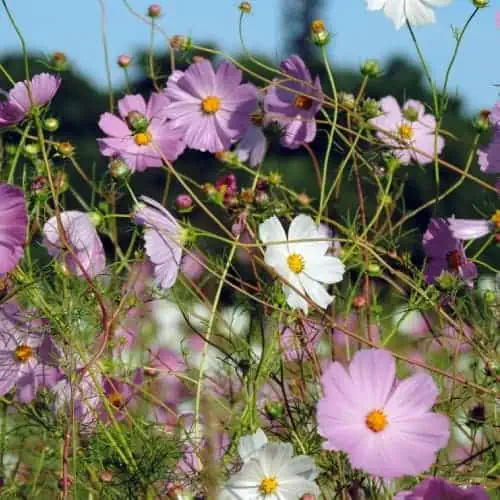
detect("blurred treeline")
[0,45,497,268]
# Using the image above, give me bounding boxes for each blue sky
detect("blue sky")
[0,0,498,113]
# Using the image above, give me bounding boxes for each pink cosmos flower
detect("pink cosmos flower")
[0,302,60,403]
[180,251,206,282]
[134,196,183,289]
[0,73,61,126]
[0,184,27,275]
[264,54,323,149]
[164,59,258,153]
[43,211,106,278]
[422,218,477,286]
[369,97,444,165]
[234,119,267,166]
[97,93,185,172]
[317,349,450,479]
[395,477,489,499]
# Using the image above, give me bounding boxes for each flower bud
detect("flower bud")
[176,194,194,212]
[109,158,130,178]
[472,0,489,7]
[367,263,381,276]
[169,35,191,51]
[385,155,401,172]
[88,211,103,227]
[265,401,283,419]
[24,143,40,156]
[239,1,252,13]
[362,97,380,118]
[117,54,132,68]
[54,171,69,193]
[296,192,311,206]
[30,176,48,196]
[403,106,419,122]
[352,295,366,308]
[484,289,496,304]
[311,19,330,46]
[51,51,68,70]
[57,142,74,157]
[436,271,458,290]
[360,59,381,78]
[126,111,148,132]
[147,4,161,17]
[268,172,282,185]
[472,110,491,133]
[255,190,269,204]
[99,471,113,483]
[339,92,356,110]
[44,117,60,132]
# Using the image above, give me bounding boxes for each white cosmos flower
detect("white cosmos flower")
[365,0,452,30]
[219,434,320,499]
[259,215,345,314]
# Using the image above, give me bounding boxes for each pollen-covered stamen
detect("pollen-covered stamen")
[293,94,313,111]
[365,409,388,433]
[259,476,279,494]
[446,249,463,271]
[398,123,413,140]
[108,391,125,409]
[201,95,221,114]
[14,345,33,363]
[491,210,500,229]
[287,253,305,274]
[134,131,152,146]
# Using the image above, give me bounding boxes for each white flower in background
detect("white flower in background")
[259,215,345,313]
[219,428,320,499]
[365,0,452,30]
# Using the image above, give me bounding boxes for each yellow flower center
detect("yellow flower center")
[491,210,500,229]
[311,19,326,34]
[108,391,125,408]
[134,132,152,146]
[398,123,413,140]
[365,409,388,433]
[201,95,221,114]
[287,253,305,274]
[14,345,33,363]
[293,95,313,111]
[259,476,279,495]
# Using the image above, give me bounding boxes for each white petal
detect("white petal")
[406,0,436,27]
[259,216,287,245]
[365,0,387,10]
[238,429,268,462]
[283,275,309,313]
[383,0,407,29]
[288,214,328,257]
[300,274,334,310]
[304,256,345,284]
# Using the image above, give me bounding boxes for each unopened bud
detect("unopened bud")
[296,192,311,206]
[472,0,489,7]
[117,54,132,68]
[367,263,381,276]
[265,401,283,420]
[88,211,103,227]
[126,111,148,132]
[472,110,491,133]
[147,4,161,17]
[109,158,130,178]
[176,194,194,212]
[362,98,380,118]
[57,142,74,157]
[268,172,282,185]
[44,117,60,132]
[51,51,67,70]
[99,471,113,483]
[24,143,39,156]
[30,176,48,195]
[403,106,419,122]
[54,171,69,193]
[352,295,366,308]
[311,19,330,46]
[239,1,252,13]
[360,59,381,78]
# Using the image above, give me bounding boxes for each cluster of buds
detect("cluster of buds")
[215,173,239,206]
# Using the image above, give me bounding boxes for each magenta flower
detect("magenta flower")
[180,251,206,282]
[0,302,59,403]
[317,349,450,479]
[448,214,499,241]
[98,93,185,172]
[164,59,258,153]
[0,73,61,126]
[395,477,489,499]
[369,97,444,165]
[43,211,106,278]
[134,196,183,289]
[264,54,323,149]
[0,184,27,275]
[422,218,477,286]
